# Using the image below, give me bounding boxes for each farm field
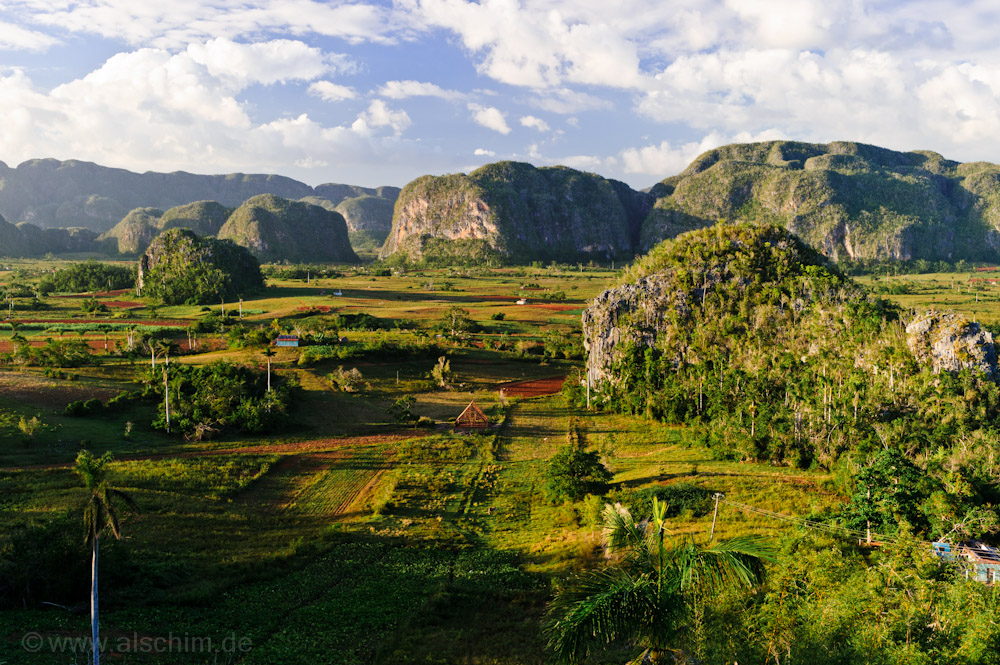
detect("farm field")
[856,269,1000,326]
[0,258,985,664]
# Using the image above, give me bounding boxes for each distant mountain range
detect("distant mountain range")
[6,142,1000,265]
[0,158,395,260]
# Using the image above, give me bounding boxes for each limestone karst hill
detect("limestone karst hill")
[642,140,1000,262]
[0,158,396,258]
[380,161,651,264]
[581,222,1000,466]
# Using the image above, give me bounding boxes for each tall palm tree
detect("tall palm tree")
[545,499,772,664]
[155,339,179,366]
[263,346,276,393]
[74,450,138,665]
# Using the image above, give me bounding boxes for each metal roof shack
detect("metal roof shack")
[275,334,299,347]
[932,541,1000,583]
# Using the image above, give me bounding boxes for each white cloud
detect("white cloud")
[308,80,357,102]
[468,103,510,134]
[558,154,603,171]
[186,38,343,88]
[620,130,786,177]
[408,0,647,89]
[0,43,421,185]
[529,87,613,114]
[351,100,412,136]
[0,20,60,51]
[17,0,395,48]
[378,79,464,100]
[474,148,495,156]
[520,115,549,132]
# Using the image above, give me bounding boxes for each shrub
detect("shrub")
[544,420,612,502]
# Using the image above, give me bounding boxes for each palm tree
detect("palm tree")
[74,450,138,665]
[545,499,772,664]
[155,339,179,366]
[263,346,276,393]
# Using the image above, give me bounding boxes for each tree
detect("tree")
[74,451,138,665]
[846,448,927,541]
[17,415,42,445]
[155,339,179,366]
[545,500,771,664]
[388,395,417,425]
[262,346,276,393]
[544,420,612,502]
[431,355,453,388]
[439,306,477,336]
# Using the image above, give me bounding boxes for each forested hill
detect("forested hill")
[583,222,1000,473]
[0,158,397,234]
[380,161,650,265]
[643,140,1000,263]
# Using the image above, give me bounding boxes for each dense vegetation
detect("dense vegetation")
[37,261,135,294]
[137,228,265,305]
[584,222,1000,543]
[143,361,294,439]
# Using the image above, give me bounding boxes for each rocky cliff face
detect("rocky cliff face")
[218,194,358,263]
[335,195,395,248]
[906,311,999,378]
[641,140,1000,263]
[381,162,651,264]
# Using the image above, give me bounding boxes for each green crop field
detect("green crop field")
[0,258,996,664]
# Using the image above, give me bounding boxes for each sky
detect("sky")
[0,1,999,190]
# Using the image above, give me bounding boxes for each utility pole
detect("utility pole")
[710,493,724,541]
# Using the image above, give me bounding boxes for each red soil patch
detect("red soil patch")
[496,375,566,397]
[103,301,142,308]
[14,318,186,326]
[528,303,579,311]
[51,289,131,299]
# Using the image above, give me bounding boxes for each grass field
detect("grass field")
[0,259,967,664]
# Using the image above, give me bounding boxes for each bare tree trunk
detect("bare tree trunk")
[91,536,100,665]
[163,367,170,433]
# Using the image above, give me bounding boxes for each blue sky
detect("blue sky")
[0,0,998,189]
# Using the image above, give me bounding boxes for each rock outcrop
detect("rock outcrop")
[905,311,998,378]
[641,140,1000,263]
[381,162,651,264]
[218,194,358,263]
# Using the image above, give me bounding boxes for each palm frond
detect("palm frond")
[110,488,140,514]
[602,503,647,558]
[544,568,658,664]
[667,536,774,593]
